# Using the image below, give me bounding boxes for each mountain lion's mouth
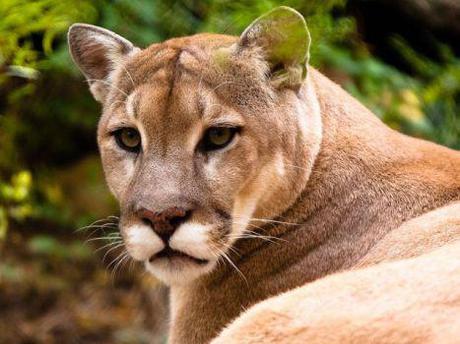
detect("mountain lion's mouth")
[149,246,209,265]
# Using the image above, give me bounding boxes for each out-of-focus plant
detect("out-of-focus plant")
[317,35,460,148]
[0,0,97,78]
[0,171,33,240]
[0,0,98,235]
[317,43,427,130]
[392,37,460,148]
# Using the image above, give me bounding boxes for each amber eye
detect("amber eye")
[201,127,239,151]
[113,128,141,153]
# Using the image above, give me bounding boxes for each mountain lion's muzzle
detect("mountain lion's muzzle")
[138,206,192,244]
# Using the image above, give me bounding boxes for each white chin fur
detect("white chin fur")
[145,259,216,285]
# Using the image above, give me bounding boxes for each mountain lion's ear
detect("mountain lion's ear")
[240,6,311,89]
[68,23,138,102]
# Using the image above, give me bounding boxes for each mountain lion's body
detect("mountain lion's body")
[68,7,460,343]
[172,69,460,344]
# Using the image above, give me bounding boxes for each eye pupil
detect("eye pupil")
[202,127,239,151]
[209,128,230,145]
[114,128,141,152]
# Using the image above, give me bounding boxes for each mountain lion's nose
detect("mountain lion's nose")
[137,207,192,243]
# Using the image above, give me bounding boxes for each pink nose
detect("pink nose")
[137,207,191,243]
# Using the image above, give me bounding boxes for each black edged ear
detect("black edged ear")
[240,6,311,89]
[68,23,138,102]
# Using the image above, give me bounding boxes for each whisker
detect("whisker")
[75,218,116,233]
[227,234,280,245]
[108,252,128,284]
[208,242,223,259]
[94,240,124,254]
[221,251,248,286]
[212,244,248,286]
[83,224,119,241]
[217,239,241,257]
[120,64,135,88]
[231,222,286,239]
[102,242,126,263]
[244,229,287,243]
[238,217,301,226]
[85,78,128,97]
[231,221,266,232]
[106,256,121,273]
[228,233,272,241]
[111,252,130,281]
[85,234,122,244]
[128,259,136,274]
[107,250,128,271]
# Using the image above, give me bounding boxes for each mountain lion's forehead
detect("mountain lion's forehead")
[110,32,272,115]
[123,33,239,86]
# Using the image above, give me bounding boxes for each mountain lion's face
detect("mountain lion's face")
[69,8,321,284]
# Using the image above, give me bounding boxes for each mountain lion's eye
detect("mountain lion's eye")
[113,128,141,153]
[201,127,239,151]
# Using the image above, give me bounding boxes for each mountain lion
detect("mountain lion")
[68,7,460,344]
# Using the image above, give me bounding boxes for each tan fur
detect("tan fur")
[213,235,460,344]
[68,7,460,344]
[357,202,460,266]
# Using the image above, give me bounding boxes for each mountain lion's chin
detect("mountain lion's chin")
[145,252,217,285]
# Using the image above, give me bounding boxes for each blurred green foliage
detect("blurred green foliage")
[0,0,97,82]
[0,0,459,240]
[0,171,33,239]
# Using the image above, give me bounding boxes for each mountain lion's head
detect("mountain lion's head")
[68,7,321,285]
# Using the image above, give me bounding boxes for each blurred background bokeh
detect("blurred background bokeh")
[1,0,459,343]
